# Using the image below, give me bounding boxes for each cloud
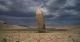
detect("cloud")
[0,0,36,12]
[0,11,35,17]
[0,0,12,11]
[43,0,80,17]
[0,0,80,26]
[44,0,80,20]
[0,15,36,26]
[0,0,80,16]
[44,0,80,25]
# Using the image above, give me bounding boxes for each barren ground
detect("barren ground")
[0,28,80,42]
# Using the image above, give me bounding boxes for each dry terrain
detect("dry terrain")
[0,28,80,42]
[0,22,80,42]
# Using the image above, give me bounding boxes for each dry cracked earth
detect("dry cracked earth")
[0,29,80,42]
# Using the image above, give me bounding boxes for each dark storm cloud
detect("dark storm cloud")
[0,0,80,16]
[49,0,80,16]
[46,0,78,15]
[44,0,80,25]
[0,0,37,26]
[0,0,36,11]
[0,15,36,26]
[0,0,80,26]
[0,11,35,17]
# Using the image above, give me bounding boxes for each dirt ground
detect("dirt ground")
[0,30,80,42]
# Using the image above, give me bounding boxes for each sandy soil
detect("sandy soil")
[0,23,80,42]
[0,30,80,42]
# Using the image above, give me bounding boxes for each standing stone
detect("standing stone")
[36,6,46,33]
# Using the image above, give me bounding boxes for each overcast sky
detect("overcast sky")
[0,0,80,26]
